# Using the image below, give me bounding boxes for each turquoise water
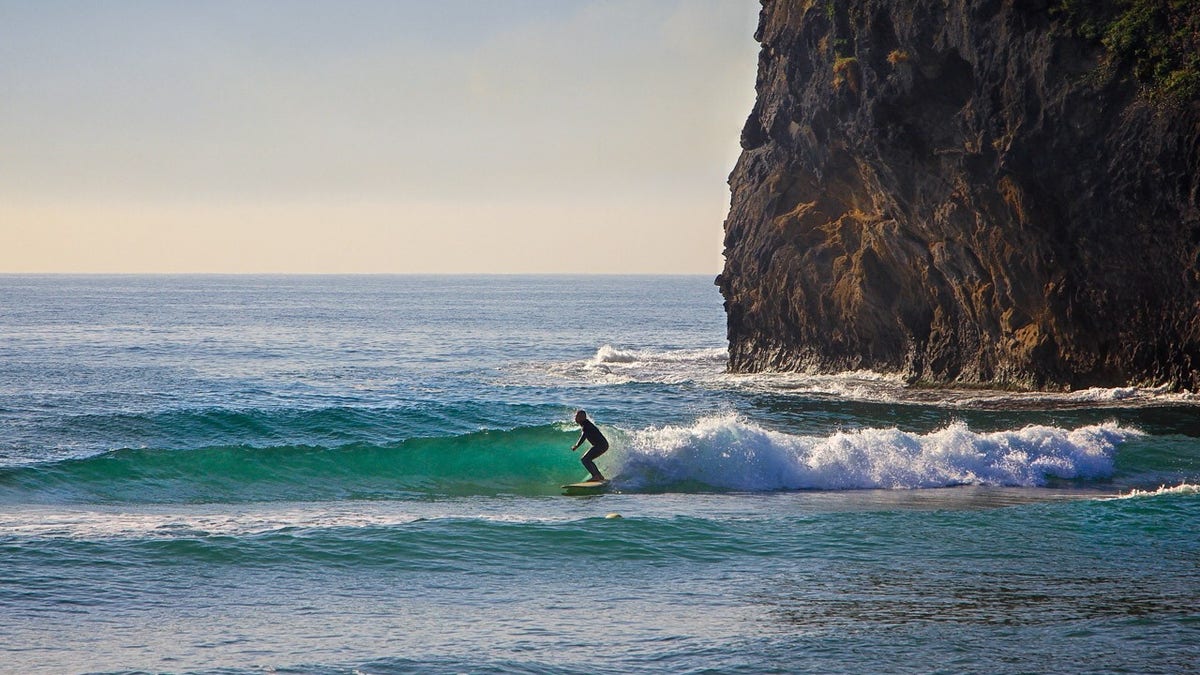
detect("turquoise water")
[1,275,1198,674]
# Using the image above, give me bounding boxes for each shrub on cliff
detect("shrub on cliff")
[1055,0,1200,101]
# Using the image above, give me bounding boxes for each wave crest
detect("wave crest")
[1114,483,1200,500]
[614,416,1139,491]
[549,344,729,384]
[589,345,642,364]
[0,425,583,504]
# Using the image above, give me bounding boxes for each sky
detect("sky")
[0,1,760,274]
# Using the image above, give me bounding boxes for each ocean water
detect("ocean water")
[1,274,1198,675]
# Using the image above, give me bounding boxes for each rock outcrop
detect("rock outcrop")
[718,0,1200,390]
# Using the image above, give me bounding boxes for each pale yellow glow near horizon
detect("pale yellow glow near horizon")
[3,195,729,274]
[0,1,759,274]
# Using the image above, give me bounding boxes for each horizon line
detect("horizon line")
[0,271,722,277]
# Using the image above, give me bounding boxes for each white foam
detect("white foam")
[1112,483,1200,500]
[589,345,642,364]
[540,344,906,394]
[1064,386,1144,402]
[518,343,1200,408]
[722,369,909,401]
[961,385,1200,408]
[526,344,729,386]
[0,503,574,540]
[613,415,1140,491]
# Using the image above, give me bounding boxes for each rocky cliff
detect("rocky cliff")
[718,0,1200,390]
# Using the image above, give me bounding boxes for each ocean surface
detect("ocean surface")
[1,274,1198,675]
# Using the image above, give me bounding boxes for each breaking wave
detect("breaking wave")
[577,345,729,384]
[0,414,1152,503]
[614,415,1139,491]
[1113,483,1200,500]
[525,344,1200,409]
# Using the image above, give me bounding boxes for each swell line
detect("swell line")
[0,424,583,504]
[0,416,1153,504]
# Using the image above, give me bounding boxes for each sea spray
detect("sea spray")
[1113,483,1200,499]
[615,416,1140,491]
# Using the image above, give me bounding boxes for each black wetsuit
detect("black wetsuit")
[577,418,609,480]
[577,419,609,453]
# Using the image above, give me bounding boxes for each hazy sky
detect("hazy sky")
[1,1,760,273]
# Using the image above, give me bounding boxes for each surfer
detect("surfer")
[570,409,609,482]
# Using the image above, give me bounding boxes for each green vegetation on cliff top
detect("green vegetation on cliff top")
[1054,0,1200,101]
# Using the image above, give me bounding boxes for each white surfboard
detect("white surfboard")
[561,479,609,494]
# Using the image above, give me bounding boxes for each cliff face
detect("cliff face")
[718,0,1200,390]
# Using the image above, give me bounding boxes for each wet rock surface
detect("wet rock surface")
[718,0,1200,390]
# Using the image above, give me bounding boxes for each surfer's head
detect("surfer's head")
[574,410,587,424]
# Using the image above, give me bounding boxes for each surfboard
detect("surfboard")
[561,479,609,495]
